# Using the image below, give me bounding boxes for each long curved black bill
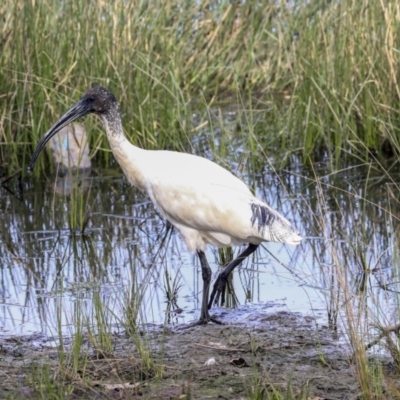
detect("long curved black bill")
[28,101,89,171]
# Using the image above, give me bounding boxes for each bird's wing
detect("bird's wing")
[144,151,301,245]
[148,176,299,244]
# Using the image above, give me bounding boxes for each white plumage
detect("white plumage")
[29,87,302,325]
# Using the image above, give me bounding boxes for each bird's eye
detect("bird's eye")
[89,96,95,102]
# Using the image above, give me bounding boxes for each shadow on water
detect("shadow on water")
[0,128,399,353]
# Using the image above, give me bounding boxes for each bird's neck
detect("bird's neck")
[100,112,147,191]
[99,110,125,140]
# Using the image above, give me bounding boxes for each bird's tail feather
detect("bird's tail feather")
[250,202,302,245]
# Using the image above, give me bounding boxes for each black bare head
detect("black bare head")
[78,86,119,116]
[28,86,119,171]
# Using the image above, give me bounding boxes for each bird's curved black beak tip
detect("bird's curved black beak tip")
[28,101,89,172]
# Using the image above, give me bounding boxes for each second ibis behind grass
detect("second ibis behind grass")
[29,87,302,325]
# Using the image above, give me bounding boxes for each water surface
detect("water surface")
[0,133,398,345]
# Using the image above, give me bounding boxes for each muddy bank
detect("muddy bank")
[0,311,397,399]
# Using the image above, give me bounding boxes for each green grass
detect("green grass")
[1,0,400,174]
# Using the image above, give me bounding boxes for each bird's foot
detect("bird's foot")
[178,305,224,329]
[176,315,224,330]
[189,316,224,327]
[197,306,225,326]
[208,272,229,309]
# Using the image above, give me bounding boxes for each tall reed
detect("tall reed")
[1,0,399,173]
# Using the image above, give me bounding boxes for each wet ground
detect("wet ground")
[1,309,398,400]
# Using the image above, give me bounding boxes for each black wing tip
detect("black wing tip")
[250,203,276,232]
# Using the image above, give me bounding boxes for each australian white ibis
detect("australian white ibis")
[29,87,302,325]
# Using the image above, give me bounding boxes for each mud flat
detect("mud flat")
[1,308,398,399]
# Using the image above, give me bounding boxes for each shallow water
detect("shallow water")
[0,141,398,344]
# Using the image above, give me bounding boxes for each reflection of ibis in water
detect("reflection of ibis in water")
[48,122,92,196]
[49,122,91,175]
[29,87,302,325]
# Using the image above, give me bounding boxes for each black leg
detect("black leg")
[197,250,212,323]
[208,244,259,309]
[185,251,223,326]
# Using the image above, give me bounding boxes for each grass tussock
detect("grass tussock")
[290,160,400,398]
[0,0,400,172]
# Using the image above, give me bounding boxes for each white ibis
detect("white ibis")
[29,87,302,325]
